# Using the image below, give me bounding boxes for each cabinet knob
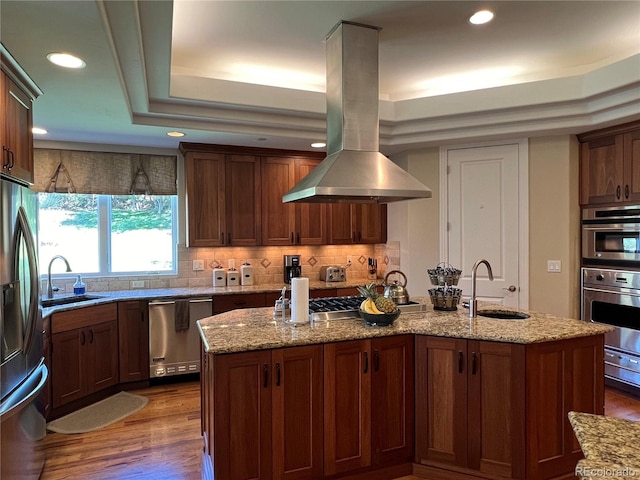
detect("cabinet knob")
[625,185,630,199]
[616,185,621,199]
[263,364,269,388]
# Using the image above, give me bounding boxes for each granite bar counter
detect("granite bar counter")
[569,412,640,480]
[197,299,612,354]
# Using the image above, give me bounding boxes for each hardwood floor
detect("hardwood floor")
[41,382,640,480]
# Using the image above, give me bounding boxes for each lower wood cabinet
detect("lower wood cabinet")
[324,336,414,476]
[50,304,119,409]
[118,300,149,383]
[415,334,604,480]
[208,345,324,480]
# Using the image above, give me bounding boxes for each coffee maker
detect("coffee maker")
[284,254,302,284]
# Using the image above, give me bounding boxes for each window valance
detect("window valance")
[33,149,177,195]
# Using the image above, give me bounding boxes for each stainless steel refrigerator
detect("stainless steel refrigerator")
[1,174,48,479]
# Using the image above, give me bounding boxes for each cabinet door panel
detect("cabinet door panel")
[3,74,33,183]
[324,340,371,475]
[226,155,261,245]
[580,135,624,205]
[415,336,467,467]
[51,329,83,408]
[185,152,226,246]
[88,321,119,393]
[468,341,525,478]
[371,335,414,466]
[214,350,272,480]
[118,301,149,383]
[272,345,323,480]
[327,204,353,244]
[262,157,296,245]
[295,158,326,245]
[624,129,640,203]
[358,204,387,244]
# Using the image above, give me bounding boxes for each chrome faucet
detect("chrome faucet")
[47,255,72,299]
[469,259,494,318]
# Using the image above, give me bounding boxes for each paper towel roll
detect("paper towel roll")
[290,277,309,324]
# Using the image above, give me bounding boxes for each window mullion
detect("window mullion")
[98,195,111,274]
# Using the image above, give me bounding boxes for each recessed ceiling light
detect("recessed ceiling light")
[46,52,86,69]
[469,10,494,25]
[166,131,185,137]
[311,142,326,148]
[32,127,48,135]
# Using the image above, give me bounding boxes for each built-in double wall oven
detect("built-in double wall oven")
[581,205,640,394]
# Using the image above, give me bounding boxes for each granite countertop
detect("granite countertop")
[41,279,370,317]
[569,411,640,480]
[197,298,613,353]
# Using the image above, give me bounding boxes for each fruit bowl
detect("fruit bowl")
[359,308,401,326]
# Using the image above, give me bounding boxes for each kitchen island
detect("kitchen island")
[198,301,611,480]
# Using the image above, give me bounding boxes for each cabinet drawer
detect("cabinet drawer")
[213,293,268,313]
[51,303,118,334]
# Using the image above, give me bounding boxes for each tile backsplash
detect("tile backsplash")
[43,242,401,293]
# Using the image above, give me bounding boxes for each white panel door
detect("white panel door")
[446,143,524,308]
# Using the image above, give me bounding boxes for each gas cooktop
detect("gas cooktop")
[308,295,426,322]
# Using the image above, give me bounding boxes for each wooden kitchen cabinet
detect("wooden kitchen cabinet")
[50,304,119,409]
[324,336,413,476]
[261,155,327,245]
[209,345,323,480]
[183,148,261,247]
[579,121,640,206]
[328,203,387,244]
[1,47,40,185]
[118,300,149,384]
[41,316,52,420]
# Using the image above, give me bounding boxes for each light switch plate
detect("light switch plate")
[193,259,205,271]
[547,260,561,273]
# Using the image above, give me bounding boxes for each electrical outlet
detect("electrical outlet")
[347,256,352,265]
[193,259,204,271]
[131,280,145,288]
[547,260,561,273]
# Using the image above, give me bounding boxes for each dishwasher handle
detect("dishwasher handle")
[149,298,212,306]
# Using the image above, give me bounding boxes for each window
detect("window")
[38,193,177,276]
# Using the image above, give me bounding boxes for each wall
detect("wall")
[389,135,580,318]
[388,148,441,298]
[528,136,581,318]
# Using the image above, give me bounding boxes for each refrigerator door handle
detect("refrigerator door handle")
[0,362,48,421]
[14,206,40,356]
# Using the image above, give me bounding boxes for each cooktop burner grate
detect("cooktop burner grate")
[308,296,426,322]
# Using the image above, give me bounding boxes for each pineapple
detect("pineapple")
[357,283,397,314]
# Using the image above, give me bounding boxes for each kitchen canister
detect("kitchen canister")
[227,268,239,286]
[240,262,254,286]
[290,277,309,324]
[213,267,226,287]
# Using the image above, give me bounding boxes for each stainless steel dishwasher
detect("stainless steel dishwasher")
[148,297,212,378]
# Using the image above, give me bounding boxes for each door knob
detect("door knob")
[503,285,517,292]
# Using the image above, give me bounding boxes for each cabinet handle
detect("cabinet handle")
[290,232,294,244]
[220,232,225,244]
[625,185,630,199]
[374,349,380,371]
[8,149,14,170]
[2,146,8,169]
[89,329,94,344]
[81,330,86,345]
[471,352,477,375]
[352,231,356,242]
[227,232,231,244]
[276,362,281,386]
[616,185,621,199]
[296,232,300,244]
[263,364,269,388]
[358,232,362,242]
[458,351,464,373]
[363,351,369,374]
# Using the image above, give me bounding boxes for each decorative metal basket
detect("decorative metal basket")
[427,262,462,286]
[428,286,463,311]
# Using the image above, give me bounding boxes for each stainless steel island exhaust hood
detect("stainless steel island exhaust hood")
[283,21,432,204]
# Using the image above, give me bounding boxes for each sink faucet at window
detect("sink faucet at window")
[46,255,72,299]
[469,259,494,318]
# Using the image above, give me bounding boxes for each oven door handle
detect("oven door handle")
[605,361,640,374]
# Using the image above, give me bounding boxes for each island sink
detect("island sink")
[477,309,530,320]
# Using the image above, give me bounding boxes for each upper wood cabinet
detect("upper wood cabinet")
[183,149,261,247]
[328,203,387,244]
[1,46,40,185]
[261,156,327,245]
[579,121,640,206]
[181,142,388,246]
